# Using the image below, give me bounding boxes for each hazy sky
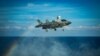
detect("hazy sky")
[0,0,100,36]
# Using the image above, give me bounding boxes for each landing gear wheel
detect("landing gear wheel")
[62,29,64,31]
[45,29,48,32]
[54,29,57,31]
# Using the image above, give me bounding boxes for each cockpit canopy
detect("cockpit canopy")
[61,19,67,21]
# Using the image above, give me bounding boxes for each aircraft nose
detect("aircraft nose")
[66,21,71,25]
[68,21,71,24]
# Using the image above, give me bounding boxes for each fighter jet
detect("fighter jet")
[35,16,71,32]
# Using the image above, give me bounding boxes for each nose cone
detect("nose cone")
[66,21,71,25]
[68,21,71,24]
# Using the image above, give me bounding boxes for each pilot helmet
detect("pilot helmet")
[57,16,61,19]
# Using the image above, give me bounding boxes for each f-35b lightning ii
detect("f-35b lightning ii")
[35,16,71,32]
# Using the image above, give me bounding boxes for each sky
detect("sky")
[0,0,100,36]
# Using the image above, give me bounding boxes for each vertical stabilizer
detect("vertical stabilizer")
[37,19,42,24]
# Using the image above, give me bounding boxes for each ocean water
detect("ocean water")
[0,37,100,56]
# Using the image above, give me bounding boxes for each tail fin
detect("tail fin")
[37,19,42,24]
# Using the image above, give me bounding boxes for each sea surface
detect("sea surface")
[0,37,100,56]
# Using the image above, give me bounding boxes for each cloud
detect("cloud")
[27,3,50,7]
[27,3,35,7]
[0,25,100,36]
[21,24,35,36]
[27,3,49,8]
[64,26,100,30]
[1,21,100,31]
[27,3,51,7]
[0,26,26,31]
[0,3,75,14]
